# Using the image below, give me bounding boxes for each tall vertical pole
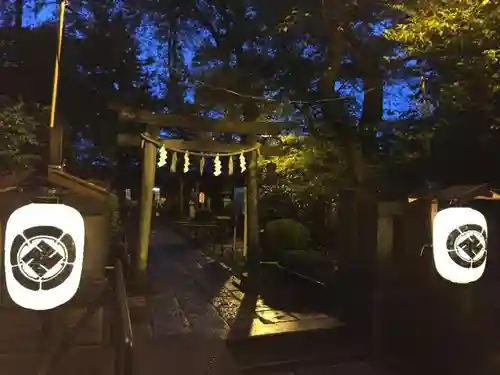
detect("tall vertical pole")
[49,0,67,129]
[46,0,66,177]
[137,127,158,276]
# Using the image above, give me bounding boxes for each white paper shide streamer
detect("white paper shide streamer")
[183,151,190,173]
[239,152,246,172]
[214,154,222,176]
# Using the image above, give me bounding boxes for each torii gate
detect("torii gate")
[110,105,290,277]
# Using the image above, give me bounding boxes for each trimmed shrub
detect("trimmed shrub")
[263,219,311,255]
[195,208,216,221]
[280,250,339,284]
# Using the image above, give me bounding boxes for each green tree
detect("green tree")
[64,0,151,160]
[0,1,153,175]
[0,98,43,175]
[191,0,278,123]
[133,0,199,112]
[268,135,347,201]
[256,0,401,187]
[385,0,500,183]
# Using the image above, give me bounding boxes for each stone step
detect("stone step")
[0,304,108,354]
[133,334,240,375]
[243,361,390,375]
[229,327,368,372]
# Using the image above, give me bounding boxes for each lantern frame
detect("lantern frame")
[432,207,487,284]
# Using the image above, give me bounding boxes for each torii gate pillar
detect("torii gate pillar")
[137,126,159,276]
[246,137,261,273]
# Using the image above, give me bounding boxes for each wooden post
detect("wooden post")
[337,189,359,261]
[49,123,63,166]
[430,199,438,234]
[179,175,184,218]
[195,181,200,210]
[246,138,260,272]
[243,187,248,258]
[232,193,238,255]
[137,126,158,275]
[372,202,402,359]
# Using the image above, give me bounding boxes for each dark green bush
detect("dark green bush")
[222,202,234,217]
[195,208,216,222]
[263,219,311,255]
[280,250,339,284]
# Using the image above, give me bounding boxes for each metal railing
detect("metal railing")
[110,230,134,375]
[112,258,134,375]
[37,285,110,375]
[37,241,134,375]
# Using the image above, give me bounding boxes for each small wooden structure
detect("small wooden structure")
[371,184,500,365]
[373,184,500,282]
[111,105,292,276]
[0,119,116,285]
[0,171,114,285]
[0,126,118,362]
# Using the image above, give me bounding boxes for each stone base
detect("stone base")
[44,306,105,347]
[0,346,115,375]
[126,272,159,298]
[0,309,42,353]
[0,278,107,308]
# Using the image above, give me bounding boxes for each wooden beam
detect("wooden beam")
[117,134,142,147]
[260,147,284,157]
[47,167,109,202]
[116,134,284,156]
[110,105,294,135]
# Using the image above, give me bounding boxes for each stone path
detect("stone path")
[130,227,239,374]
[133,227,345,340]
[129,225,379,375]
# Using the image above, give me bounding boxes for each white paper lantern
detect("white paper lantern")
[4,203,85,310]
[433,207,487,284]
[152,187,160,202]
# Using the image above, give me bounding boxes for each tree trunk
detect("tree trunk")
[359,63,383,159]
[15,0,23,29]
[319,2,367,187]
